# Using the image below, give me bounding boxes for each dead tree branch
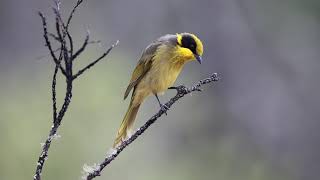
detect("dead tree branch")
[84,73,219,180]
[34,1,118,179]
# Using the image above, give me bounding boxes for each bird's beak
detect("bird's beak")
[195,54,202,64]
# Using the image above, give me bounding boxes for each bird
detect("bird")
[113,33,203,147]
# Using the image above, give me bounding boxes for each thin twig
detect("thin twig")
[36,40,101,61]
[38,12,67,76]
[52,65,58,123]
[66,0,84,30]
[53,2,74,57]
[34,66,59,180]
[66,31,74,56]
[55,17,63,42]
[49,33,61,42]
[72,31,89,60]
[72,40,119,80]
[84,73,219,180]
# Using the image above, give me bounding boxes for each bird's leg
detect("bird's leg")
[154,94,168,115]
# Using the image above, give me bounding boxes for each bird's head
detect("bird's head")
[176,33,203,64]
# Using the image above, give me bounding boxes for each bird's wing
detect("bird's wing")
[124,42,162,100]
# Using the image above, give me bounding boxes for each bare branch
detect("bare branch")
[49,33,61,42]
[52,48,64,124]
[35,15,73,177]
[53,3,74,57]
[84,73,219,180]
[34,77,72,180]
[38,12,67,76]
[72,40,119,80]
[34,52,71,180]
[34,1,117,179]
[52,6,72,76]
[66,31,74,56]
[72,31,89,60]
[52,65,58,123]
[66,0,84,30]
[55,17,63,41]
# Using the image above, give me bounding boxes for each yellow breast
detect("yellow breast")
[134,43,194,103]
[145,45,189,94]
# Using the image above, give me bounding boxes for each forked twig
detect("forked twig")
[34,1,117,179]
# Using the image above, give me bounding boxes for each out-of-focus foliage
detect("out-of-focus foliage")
[0,0,319,179]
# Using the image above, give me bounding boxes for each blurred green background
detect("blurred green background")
[1,0,319,179]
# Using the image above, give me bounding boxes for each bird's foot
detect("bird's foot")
[160,103,169,115]
[169,85,189,94]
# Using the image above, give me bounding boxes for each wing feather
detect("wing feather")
[123,42,161,100]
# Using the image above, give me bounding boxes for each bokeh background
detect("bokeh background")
[1,0,319,179]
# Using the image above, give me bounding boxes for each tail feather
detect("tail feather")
[113,104,140,147]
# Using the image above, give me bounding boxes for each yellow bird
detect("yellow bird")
[114,33,203,147]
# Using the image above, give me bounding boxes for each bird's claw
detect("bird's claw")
[160,104,169,115]
[169,85,188,94]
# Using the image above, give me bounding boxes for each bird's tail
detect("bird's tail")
[113,103,140,147]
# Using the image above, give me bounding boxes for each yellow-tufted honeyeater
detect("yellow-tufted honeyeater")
[113,33,203,147]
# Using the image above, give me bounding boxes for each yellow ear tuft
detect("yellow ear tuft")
[189,33,203,56]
